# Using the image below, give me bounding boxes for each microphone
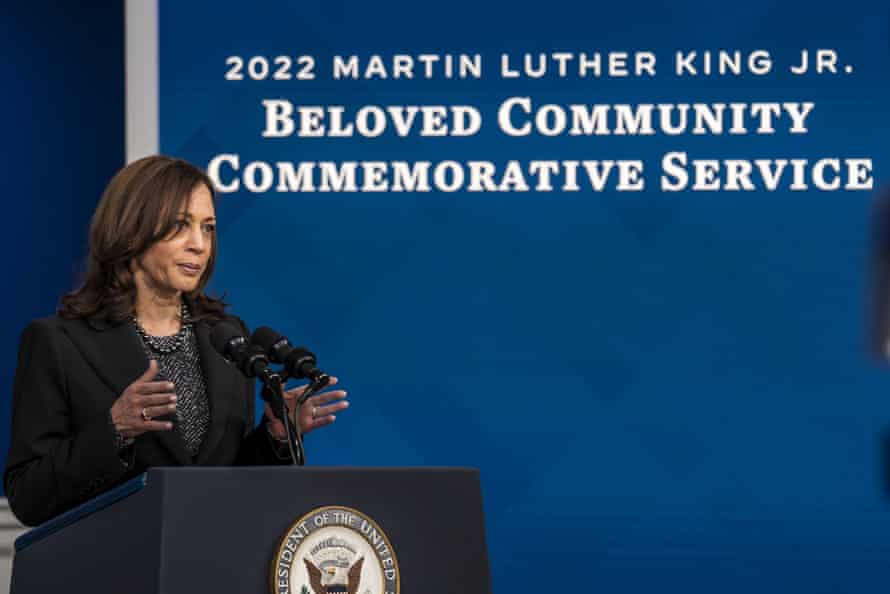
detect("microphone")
[210,320,289,425]
[250,326,330,385]
[210,321,280,387]
[212,321,305,465]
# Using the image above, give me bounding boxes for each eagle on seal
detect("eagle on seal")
[304,557,364,594]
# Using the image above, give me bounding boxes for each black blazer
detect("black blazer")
[4,314,287,526]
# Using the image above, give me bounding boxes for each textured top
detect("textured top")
[134,323,210,457]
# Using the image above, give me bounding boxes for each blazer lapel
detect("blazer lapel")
[62,316,193,466]
[63,317,149,405]
[193,321,239,463]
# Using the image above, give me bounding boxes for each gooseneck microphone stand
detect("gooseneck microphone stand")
[260,373,303,466]
[258,370,331,466]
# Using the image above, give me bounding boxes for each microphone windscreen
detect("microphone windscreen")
[210,321,245,356]
[250,326,283,353]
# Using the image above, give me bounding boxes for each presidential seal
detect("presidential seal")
[271,506,400,594]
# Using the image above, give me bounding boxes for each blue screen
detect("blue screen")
[157,1,890,591]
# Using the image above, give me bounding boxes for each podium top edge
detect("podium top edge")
[147,466,481,474]
[15,473,148,552]
[14,467,482,551]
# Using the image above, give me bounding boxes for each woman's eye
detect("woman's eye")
[203,223,216,233]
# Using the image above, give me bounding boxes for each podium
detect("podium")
[10,467,492,594]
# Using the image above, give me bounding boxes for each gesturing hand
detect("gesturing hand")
[109,359,177,440]
[264,377,349,439]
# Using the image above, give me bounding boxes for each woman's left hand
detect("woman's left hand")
[264,377,349,439]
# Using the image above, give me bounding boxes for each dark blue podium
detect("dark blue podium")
[10,467,492,594]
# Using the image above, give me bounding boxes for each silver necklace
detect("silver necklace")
[133,303,192,354]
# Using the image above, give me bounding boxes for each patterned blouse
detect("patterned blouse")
[133,321,210,457]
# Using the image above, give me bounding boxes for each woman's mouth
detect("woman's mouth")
[177,263,202,276]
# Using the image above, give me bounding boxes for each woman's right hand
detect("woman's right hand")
[109,359,177,439]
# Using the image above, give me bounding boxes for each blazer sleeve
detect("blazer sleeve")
[4,320,133,526]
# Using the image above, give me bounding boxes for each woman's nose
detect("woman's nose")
[186,226,207,252]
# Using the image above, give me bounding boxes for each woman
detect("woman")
[4,156,348,526]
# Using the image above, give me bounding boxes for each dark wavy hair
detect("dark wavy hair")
[59,155,227,323]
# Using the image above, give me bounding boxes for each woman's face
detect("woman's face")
[133,184,216,298]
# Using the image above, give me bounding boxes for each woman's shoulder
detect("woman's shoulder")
[17,314,130,350]
[15,315,87,357]
[21,313,121,334]
[197,312,251,338]
[199,312,247,326]
[19,314,79,338]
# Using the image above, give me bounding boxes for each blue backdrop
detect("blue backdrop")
[4,0,890,592]
[0,0,124,495]
[158,0,890,591]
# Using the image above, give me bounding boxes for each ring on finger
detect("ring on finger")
[311,406,318,419]
[141,408,151,422]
